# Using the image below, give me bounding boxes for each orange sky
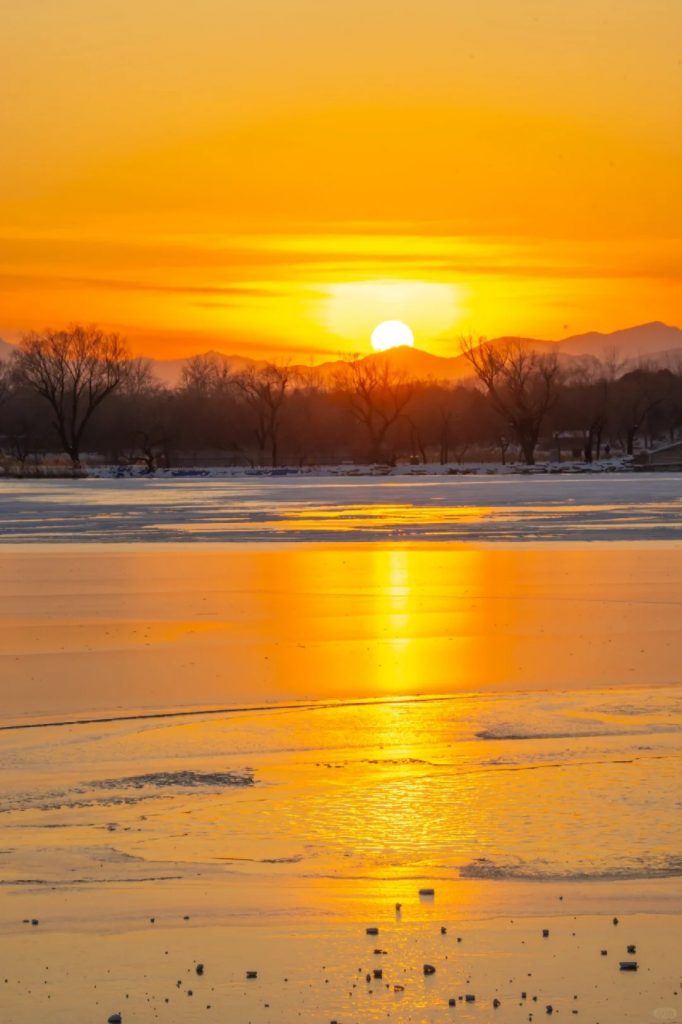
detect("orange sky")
[1,0,681,361]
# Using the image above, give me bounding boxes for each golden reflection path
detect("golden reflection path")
[0,542,680,721]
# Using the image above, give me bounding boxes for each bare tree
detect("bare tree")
[337,359,415,463]
[181,352,232,397]
[232,363,292,467]
[461,336,561,465]
[122,357,160,398]
[419,381,493,465]
[566,350,624,461]
[0,367,51,474]
[12,325,130,469]
[614,364,669,455]
[0,360,11,410]
[115,363,172,471]
[122,429,168,473]
[404,386,457,464]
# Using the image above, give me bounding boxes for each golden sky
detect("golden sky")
[1,0,680,360]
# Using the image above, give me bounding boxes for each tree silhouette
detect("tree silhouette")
[232,364,292,467]
[338,359,416,463]
[13,325,130,468]
[461,336,561,465]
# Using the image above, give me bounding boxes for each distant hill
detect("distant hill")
[557,322,682,362]
[167,324,682,386]
[2,322,681,384]
[295,335,588,385]
[150,350,261,386]
[310,345,472,383]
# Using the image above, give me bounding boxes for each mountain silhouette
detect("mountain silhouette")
[557,322,682,361]
[2,322,682,385]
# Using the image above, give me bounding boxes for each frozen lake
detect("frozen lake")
[1,540,682,940]
[1,474,682,1024]
[0,473,681,542]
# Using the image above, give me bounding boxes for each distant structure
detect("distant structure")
[633,440,682,470]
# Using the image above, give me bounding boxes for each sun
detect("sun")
[371,320,415,352]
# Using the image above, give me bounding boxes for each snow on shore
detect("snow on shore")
[87,457,632,480]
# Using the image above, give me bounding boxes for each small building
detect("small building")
[546,431,590,462]
[633,440,682,470]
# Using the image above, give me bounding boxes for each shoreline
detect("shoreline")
[0,457,637,480]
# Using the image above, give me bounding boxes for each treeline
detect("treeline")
[1,326,682,472]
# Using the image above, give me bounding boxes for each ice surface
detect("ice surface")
[0,473,680,543]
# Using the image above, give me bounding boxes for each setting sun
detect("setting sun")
[371,320,415,352]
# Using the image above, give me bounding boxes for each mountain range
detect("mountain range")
[2,322,681,386]
[147,321,682,385]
